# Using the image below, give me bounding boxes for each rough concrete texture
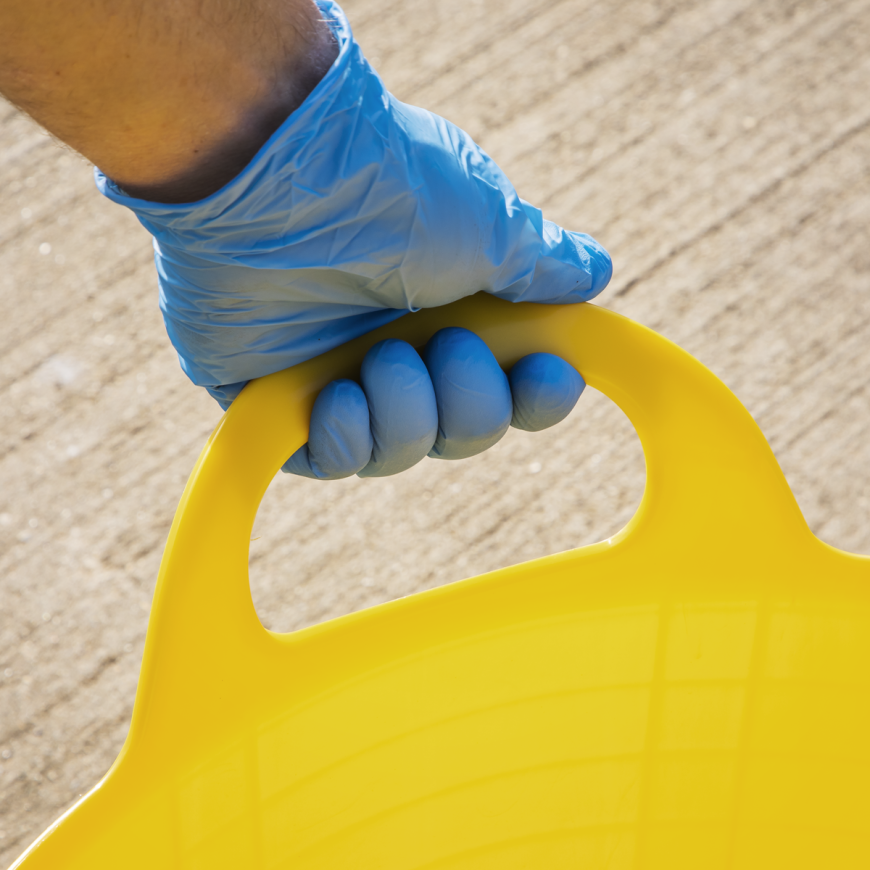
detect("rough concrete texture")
[1,0,869,862]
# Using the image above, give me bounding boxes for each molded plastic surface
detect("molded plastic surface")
[14,296,870,869]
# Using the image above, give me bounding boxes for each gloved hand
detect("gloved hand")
[96,0,611,479]
[283,332,586,479]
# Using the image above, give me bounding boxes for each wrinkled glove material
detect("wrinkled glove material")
[95,0,612,409]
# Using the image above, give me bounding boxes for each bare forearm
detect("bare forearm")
[0,0,337,201]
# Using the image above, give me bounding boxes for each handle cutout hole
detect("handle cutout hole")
[249,387,645,633]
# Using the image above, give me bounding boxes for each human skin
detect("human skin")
[0,0,338,202]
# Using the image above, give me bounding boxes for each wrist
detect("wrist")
[3,0,338,205]
[111,6,338,203]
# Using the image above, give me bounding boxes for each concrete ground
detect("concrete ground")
[1,0,869,863]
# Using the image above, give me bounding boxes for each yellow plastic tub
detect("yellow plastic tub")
[13,295,870,869]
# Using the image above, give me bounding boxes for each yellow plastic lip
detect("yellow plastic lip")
[13,295,870,869]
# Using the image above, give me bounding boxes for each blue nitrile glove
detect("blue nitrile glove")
[95,0,610,478]
[282,329,586,478]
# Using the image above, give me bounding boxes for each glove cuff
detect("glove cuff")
[94,0,358,243]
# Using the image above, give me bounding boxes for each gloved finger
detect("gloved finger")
[357,339,438,478]
[423,327,512,461]
[509,353,585,432]
[282,379,372,479]
[486,214,614,306]
[524,221,613,304]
